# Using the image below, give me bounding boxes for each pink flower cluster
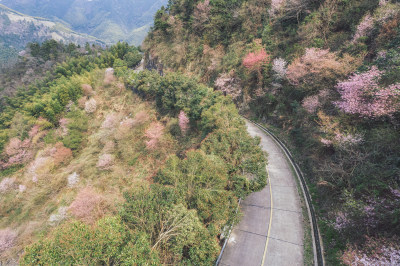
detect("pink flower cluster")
[145,122,164,149]
[353,14,374,43]
[97,154,114,170]
[243,49,269,70]
[335,66,400,118]
[68,187,105,224]
[272,58,287,79]
[302,95,320,113]
[0,137,33,169]
[0,177,16,193]
[270,0,285,14]
[59,118,69,136]
[0,228,17,253]
[214,73,242,100]
[334,212,352,231]
[334,132,363,147]
[102,113,119,129]
[178,111,190,135]
[342,238,400,266]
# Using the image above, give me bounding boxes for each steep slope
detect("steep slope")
[0,42,267,264]
[1,0,168,45]
[144,0,400,264]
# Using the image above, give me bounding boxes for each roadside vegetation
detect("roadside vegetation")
[144,0,400,263]
[0,41,266,264]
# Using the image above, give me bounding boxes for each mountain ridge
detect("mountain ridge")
[0,0,168,45]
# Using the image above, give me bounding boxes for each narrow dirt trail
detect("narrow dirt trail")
[218,121,304,266]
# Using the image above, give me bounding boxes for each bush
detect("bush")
[68,187,107,224]
[62,108,88,151]
[123,51,142,68]
[21,217,159,265]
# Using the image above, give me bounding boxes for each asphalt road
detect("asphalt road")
[219,121,304,266]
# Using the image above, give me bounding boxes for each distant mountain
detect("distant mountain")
[0,0,168,45]
[0,4,104,66]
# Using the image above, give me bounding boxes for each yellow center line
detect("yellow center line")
[261,166,273,266]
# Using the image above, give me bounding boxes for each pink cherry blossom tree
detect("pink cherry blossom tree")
[178,111,190,135]
[335,66,400,118]
[243,48,269,70]
[214,73,242,100]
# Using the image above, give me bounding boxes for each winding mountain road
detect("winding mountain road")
[218,121,305,266]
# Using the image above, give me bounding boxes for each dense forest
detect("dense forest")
[0,41,266,264]
[143,0,400,264]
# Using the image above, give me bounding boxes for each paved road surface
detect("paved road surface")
[219,121,304,266]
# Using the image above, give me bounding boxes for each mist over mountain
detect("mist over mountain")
[0,4,104,67]
[0,0,168,45]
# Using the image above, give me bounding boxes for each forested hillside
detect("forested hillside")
[144,0,400,264]
[0,41,266,264]
[1,0,168,45]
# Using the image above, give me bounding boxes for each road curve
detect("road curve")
[218,121,305,266]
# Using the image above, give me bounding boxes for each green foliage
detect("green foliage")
[124,50,142,68]
[121,184,219,264]
[156,150,232,224]
[62,107,88,151]
[21,216,159,265]
[121,184,180,239]
[154,7,170,32]
[135,71,213,121]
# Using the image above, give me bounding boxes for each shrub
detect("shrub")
[123,51,142,68]
[21,217,159,265]
[0,228,17,253]
[81,84,94,96]
[133,111,150,125]
[242,48,269,71]
[68,187,107,224]
[178,111,189,135]
[62,108,88,151]
[352,14,374,43]
[0,177,16,193]
[58,118,69,136]
[97,154,114,170]
[272,58,287,79]
[18,184,26,193]
[302,95,320,114]
[48,206,68,225]
[214,73,242,100]
[67,172,80,188]
[156,150,231,225]
[51,142,73,165]
[3,138,32,167]
[145,122,164,150]
[101,113,119,129]
[287,48,358,92]
[27,156,54,183]
[84,98,97,114]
